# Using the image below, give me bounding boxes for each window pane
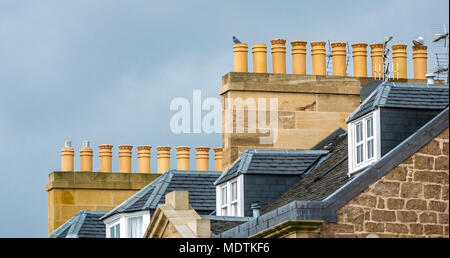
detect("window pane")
[221,186,227,205]
[115,224,120,238]
[367,118,373,138]
[367,139,374,159]
[128,216,143,238]
[231,203,238,216]
[356,145,363,164]
[222,207,227,216]
[356,123,363,142]
[110,227,115,238]
[231,182,237,201]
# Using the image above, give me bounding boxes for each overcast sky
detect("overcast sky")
[0,0,448,237]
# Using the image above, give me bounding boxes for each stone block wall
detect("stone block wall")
[317,128,449,238]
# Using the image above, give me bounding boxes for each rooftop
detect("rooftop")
[49,210,107,238]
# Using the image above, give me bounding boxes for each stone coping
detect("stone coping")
[46,171,160,191]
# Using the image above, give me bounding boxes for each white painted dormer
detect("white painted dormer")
[348,109,381,175]
[104,210,151,238]
[216,175,244,217]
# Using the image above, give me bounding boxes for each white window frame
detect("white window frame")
[348,110,381,175]
[216,175,244,217]
[104,210,151,238]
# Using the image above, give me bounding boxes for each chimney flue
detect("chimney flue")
[99,144,113,172]
[61,140,74,171]
[291,41,307,75]
[176,146,190,170]
[426,73,435,84]
[331,42,347,76]
[252,44,267,73]
[118,145,133,173]
[137,145,151,173]
[370,43,384,79]
[392,44,408,79]
[213,147,223,171]
[157,146,171,174]
[352,43,368,77]
[233,43,248,72]
[196,146,210,171]
[80,140,93,172]
[251,202,261,218]
[412,45,427,79]
[310,41,326,75]
[270,39,287,74]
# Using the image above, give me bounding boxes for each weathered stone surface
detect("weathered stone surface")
[377,197,385,209]
[443,142,449,156]
[442,186,449,200]
[400,182,422,198]
[413,171,448,184]
[418,140,441,156]
[371,209,396,222]
[438,213,449,224]
[365,222,384,233]
[349,194,377,208]
[397,211,418,223]
[405,199,427,210]
[424,184,442,199]
[384,166,408,181]
[419,212,437,223]
[386,198,404,210]
[371,181,400,197]
[409,224,424,235]
[414,155,434,170]
[424,224,443,235]
[385,223,409,234]
[435,156,449,170]
[428,200,448,212]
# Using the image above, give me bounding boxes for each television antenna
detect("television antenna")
[431,24,449,83]
[326,40,333,75]
[345,42,352,76]
[382,36,394,81]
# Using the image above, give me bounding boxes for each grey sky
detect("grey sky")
[0,0,448,237]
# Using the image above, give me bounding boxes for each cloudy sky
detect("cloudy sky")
[0,0,448,237]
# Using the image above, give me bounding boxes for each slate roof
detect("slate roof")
[218,107,449,238]
[200,215,251,236]
[347,81,449,123]
[49,210,107,238]
[101,170,221,220]
[214,150,329,185]
[262,131,350,214]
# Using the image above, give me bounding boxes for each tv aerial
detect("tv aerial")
[431,24,449,83]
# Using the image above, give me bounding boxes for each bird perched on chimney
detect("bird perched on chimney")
[233,36,241,44]
[413,36,425,46]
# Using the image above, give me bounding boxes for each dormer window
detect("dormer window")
[104,211,150,238]
[216,175,243,217]
[348,110,380,174]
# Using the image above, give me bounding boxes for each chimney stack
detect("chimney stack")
[270,39,287,74]
[412,45,427,79]
[99,144,113,172]
[392,44,408,79]
[370,43,384,78]
[118,145,133,173]
[352,43,368,77]
[233,43,248,72]
[310,41,326,75]
[80,140,93,172]
[196,147,210,171]
[61,140,74,171]
[331,42,347,76]
[213,147,223,171]
[137,145,151,173]
[252,44,267,73]
[291,41,307,75]
[176,146,190,170]
[157,146,171,174]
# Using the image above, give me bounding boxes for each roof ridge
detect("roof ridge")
[146,171,175,209]
[66,211,87,238]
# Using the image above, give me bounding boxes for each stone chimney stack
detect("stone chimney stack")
[310,41,326,75]
[392,44,408,79]
[291,41,307,75]
[61,140,74,171]
[252,44,267,73]
[412,45,427,79]
[270,39,287,74]
[176,146,190,170]
[157,146,171,174]
[137,145,151,173]
[233,43,248,72]
[118,145,133,173]
[351,43,368,77]
[331,42,347,76]
[196,147,210,171]
[99,144,113,172]
[370,43,384,78]
[214,147,223,171]
[80,140,93,172]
